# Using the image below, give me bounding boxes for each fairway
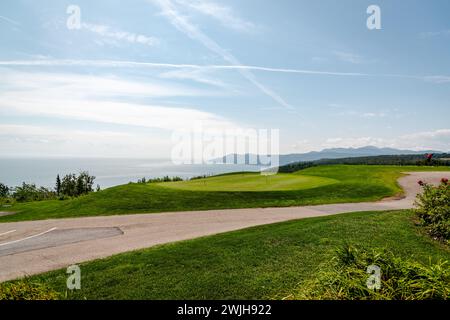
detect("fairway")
[157,172,338,191]
[1,165,449,222]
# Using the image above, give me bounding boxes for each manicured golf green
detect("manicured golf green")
[157,172,338,191]
[1,165,449,222]
[9,210,449,299]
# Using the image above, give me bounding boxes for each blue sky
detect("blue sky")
[0,0,449,158]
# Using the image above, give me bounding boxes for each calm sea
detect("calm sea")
[0,158,260,189]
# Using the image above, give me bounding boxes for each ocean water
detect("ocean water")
[0,158,261,189]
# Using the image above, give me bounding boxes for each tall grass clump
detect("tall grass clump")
[0,279,59,300]
[288,245,449,300]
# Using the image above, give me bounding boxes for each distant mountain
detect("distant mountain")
[214,146,442,166]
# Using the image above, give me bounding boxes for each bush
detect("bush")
[12,183,56,202]
[415,179,450,243]
[0,197,15,206]
[287,245,449,300]
[0,279,59,300]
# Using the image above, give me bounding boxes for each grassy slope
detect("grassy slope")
[1,165,449,222]
[22,210,450,299]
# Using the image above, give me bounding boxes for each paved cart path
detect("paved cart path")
[0,172,447,282]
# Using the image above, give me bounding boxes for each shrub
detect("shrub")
[287,245,449,300]
[415,179,450,243]
[0,279,59,300]
[140,176,184,183]
[12,183,56,202]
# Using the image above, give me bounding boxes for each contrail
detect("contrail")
[0,58,442,82]
[151,0,295,110]
[0,15,21,26]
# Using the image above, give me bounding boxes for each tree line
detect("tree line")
[278,153,450,173]
[136,176,183,184]
[0,171,98,203]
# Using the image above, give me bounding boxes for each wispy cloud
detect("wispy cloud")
[419,29,450,38]
[402,129,450,140]
[174,0,257,33]
[81,22,160,46]
[0,124,170,158]
[1,70,213,99]
[0,71,241,132]
[335,109,387,119]
[150,0,294,110]
[333,51,366,64]
[322,129,450,151]
[361,112,386,118]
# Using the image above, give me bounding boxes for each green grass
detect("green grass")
[1,165,449,222]
[157,172,338,191]
[13,210,449,300]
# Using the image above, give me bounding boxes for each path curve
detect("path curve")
[0,171,447,282]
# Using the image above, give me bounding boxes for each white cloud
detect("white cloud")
[0,124,170,158]
[333,51,365,64]
[323,137,387,149]
[0,70,249,157]
[0,71,243,132]
[423,76,450,84]
[175,0,257,33]
[81,22,159,46]
[1,70,212,99]
[0,124,133,141]
[3,99,238,132]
